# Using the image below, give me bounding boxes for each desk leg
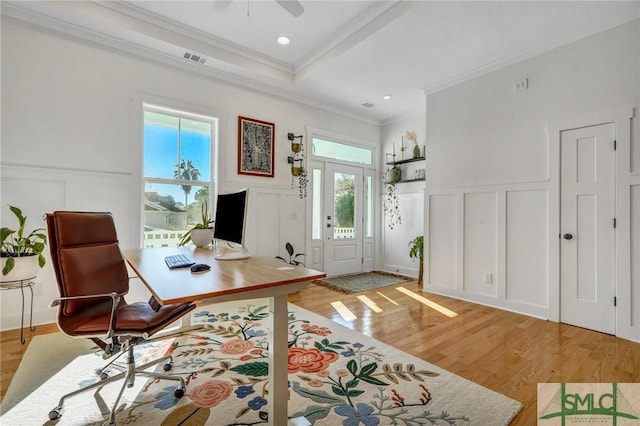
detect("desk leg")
[269,294,288,426]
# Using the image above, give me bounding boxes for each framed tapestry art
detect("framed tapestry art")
[238,116,275,177]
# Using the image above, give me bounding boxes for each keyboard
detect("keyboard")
[164,254,195,269]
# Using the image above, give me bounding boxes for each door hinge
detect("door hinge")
[614,297,617,307]
[614,218,617,228]
[614,139,617,150]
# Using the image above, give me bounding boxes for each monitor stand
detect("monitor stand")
[214,243,251,261]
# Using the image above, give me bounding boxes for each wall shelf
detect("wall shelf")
[385,156,425,183]
[396,178,425,184]
[385,156,425,166]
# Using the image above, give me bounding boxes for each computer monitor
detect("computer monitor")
[213,189,250,260]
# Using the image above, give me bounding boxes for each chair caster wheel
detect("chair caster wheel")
[163,360,173,371]
[174,388,185,398]
[49,407,62,420]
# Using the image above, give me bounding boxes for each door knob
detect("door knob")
[563,233,573,240]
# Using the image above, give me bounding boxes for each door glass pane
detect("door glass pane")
[365,175,373,237]
[334,172,356,239]
[312,168,322,240]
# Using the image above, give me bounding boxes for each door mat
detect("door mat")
[313,271,413,294]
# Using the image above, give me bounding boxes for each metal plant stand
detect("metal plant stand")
[0,277,36,343]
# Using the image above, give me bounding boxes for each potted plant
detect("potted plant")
[408,235,424,286]
[178,202,214,247]
[275,242,305,266]
[1,205,47,282]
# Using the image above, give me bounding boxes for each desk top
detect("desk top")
[122,246,326,305]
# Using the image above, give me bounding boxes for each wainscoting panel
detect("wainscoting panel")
[249,191,307,263]
[425,182,551,319]
[310,245,323,270]
[0,165,137,331]
[463,192,498,297]
[382,192,424,276]
[427,193,458,289]
[632,116,639,175]
[505,189,549,308]
[253,192,281,259]
[631,184,640,327]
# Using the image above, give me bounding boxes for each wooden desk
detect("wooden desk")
[122,245,326,426]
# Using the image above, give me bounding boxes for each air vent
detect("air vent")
[183,52,206,64]
[361,102,374,108]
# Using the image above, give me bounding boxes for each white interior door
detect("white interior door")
[324,163,363,276]
[560,123,616,334]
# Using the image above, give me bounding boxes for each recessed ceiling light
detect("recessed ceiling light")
[277,36,290,45]
[383,94,392,100]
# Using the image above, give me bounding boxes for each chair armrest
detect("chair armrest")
[50,292,122,344]
[50,292,121,307]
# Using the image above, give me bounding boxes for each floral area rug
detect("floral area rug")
[1,299,521,425]
[314,271,413,294]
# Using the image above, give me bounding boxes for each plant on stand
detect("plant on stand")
[1,205,47,281]
[408,235,424,286]
[178,201,214,247]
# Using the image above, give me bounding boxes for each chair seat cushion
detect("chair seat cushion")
[70,301,195,337]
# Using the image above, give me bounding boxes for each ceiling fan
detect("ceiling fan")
[213,0,304,18]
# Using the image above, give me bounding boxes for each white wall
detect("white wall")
[423,19,640,341]
[380,114,426,276]
[0,17,380,331]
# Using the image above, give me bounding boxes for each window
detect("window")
[312,138,373,165]
[311,168,323,240]
[365,175,373,237]
[142,104,216,247]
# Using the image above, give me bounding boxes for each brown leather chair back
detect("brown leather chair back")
[46,212,129,318]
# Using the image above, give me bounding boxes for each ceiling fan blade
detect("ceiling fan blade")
[275,0,304,17]
[212,0,233,12]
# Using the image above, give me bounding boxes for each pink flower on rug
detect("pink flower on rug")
[336,369,349,378]
[220,339,254,355]
[147,338,176,359]
[288,347,338,373]
[301,324,332,336]
[190,380,232,408]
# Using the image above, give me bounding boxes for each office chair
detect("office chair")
[45,211,196,425]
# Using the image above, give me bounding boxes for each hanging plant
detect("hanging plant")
[383,167,401,230]
[298,168,308,199]
[289,133,308,199]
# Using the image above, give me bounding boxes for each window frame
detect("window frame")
[141,102,218,248]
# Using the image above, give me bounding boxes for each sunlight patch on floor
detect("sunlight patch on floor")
[395,287,458,318]
[376,292,399,305]
[330,301,357,321]
[357,295,383,313]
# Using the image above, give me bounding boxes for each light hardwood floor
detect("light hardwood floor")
[2,281,639,425]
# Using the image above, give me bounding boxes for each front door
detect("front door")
[560,123,616,334]
[324,163,364,276]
